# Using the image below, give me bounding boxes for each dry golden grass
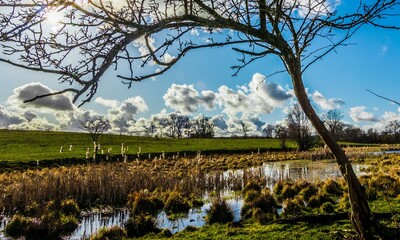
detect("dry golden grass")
[0,149,390,215]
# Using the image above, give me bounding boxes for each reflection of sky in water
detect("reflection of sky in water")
[0,218,7,239]
[64,198,244,239]
[0,160,367,239]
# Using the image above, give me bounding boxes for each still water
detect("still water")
[0,160,367,239]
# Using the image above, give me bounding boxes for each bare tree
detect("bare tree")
[385,120,400,143]
[190,115,214,138]
[1,0,400,237]
[262,124,274,138]
[79,116,111,159]
[166,113,191,138]
[275,124,288,149]
[80,116,111,142]
[287,104,315,151]
[145,120,157,137]
[240,121,249,138]
[322,109,344,141]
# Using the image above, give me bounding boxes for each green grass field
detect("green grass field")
[0,129,296,166]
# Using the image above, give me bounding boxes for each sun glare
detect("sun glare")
[45,10,63,24]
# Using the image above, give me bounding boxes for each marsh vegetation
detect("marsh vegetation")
[0,148,399,239]
[0,131,399,239]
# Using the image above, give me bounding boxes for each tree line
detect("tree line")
[265,107,400,150]
[82,105,400,150]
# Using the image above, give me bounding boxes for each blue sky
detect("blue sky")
[0,1,400,136]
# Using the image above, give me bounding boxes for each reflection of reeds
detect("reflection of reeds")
[0,158,273,215]
[0,149,383,215]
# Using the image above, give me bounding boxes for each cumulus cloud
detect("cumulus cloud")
[95,97,120,108]
[102,96,148,133]
[54,96,148,133]
[242,113,266,132]
[312,91,345,110]
[163,84,217,113]
[23,112,38,122]
[216,73,292,116]
[248,73,292,101]
[0,104,60,131]
[212,114,228,130]
[163,53,176,63]
[198,90,217,110]
[349,106,379,123]
[7,82,74,111]
[0,105,26,127]
[163,73,292,116]
[128,117,149,136]
[163,84,201,113]
[8,117,59,131]
[54,108,102,131]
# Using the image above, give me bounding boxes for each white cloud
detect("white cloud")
[163,84,216,114]
[211,114,228,131]
[55,95,148,133]
[7,82,74,111]
[163,73,292,117]
[132,36,156,61]
[163,53,176,63]
[0,104,59,131]
[127,117,147,136]
[0,105,26,128]
[190,28,200,36]
[8,117,59,131]
[312,91,344,110]
[216,73,292,116]
[349,106,379,123]
[95,97,120,108]
[105,96,148,133]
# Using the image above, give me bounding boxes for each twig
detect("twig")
[367,89,400,106]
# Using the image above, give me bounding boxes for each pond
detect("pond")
[0,159,367,239]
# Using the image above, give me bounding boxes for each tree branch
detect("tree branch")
[367,89,400,106]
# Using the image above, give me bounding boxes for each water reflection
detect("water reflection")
[0,160,366,239]
[67,210,128,240]
[0,217,7,240]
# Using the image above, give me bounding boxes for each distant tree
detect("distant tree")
[287,105,315,151]
[80,116,111,142]
[342,124,365,143]
[166,113,191,138]
[366,128,381,144]
[145,120,157,137]
[275,124,289,150]
[79,116,111,159]
[385,120,400,143]
[322,110,345,141]
[262,124,275,138]
[190,115,214,138]
[240,122,249,138]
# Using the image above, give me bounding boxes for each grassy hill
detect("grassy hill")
[0,129,296,168]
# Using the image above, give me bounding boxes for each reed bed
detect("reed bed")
[0,149,391,215]
[0,156,271,215]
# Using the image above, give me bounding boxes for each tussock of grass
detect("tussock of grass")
[125,214,160,238]
[4,199,80,239]
[90,226,127,240]
[206,198,234,224]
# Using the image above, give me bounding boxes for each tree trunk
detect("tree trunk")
[285,59,380,239]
